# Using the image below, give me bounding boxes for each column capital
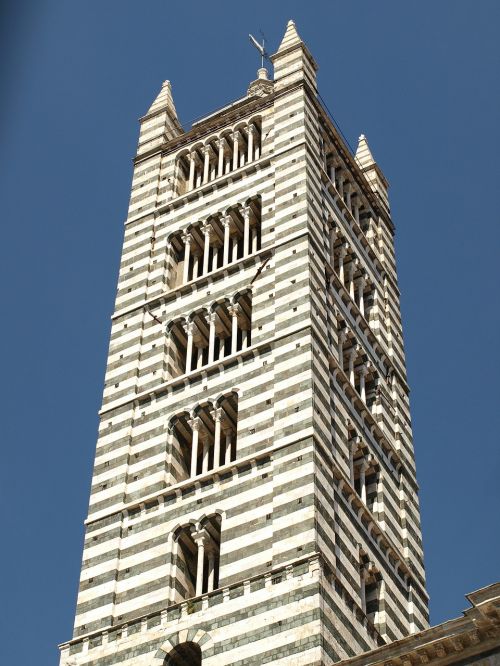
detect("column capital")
[339,243,349,258]
[182,231,192,245]
[247,124,256,136]
[232,130,240,142]
[188,415,202,431]
[203,144,213,156]
[202,222,213,237]
[222,214,233,229]
[191,529,210,547]
[359,459,370,473]
[206,311,217,325]
[359,362,370,376]
[228,303,241,318]
[240,204,251,221]
[211,407,225,423]
[183,320,195,336]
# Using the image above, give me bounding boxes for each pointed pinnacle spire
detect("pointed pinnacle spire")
[355,134,376,169]
[277,19,302,52]
[146,80,179,119]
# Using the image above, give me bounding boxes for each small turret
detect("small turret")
[355,133,389,207]
[271,19,318,92]
[247,66,274,97]
[137,80,183,155]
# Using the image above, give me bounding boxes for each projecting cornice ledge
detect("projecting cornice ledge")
[337,582,500,665]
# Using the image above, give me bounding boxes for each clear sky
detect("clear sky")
[1,1,499,663]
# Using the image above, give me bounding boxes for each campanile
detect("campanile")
[60,20,428,666]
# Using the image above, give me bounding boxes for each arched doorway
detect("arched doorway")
[165,641,202,665]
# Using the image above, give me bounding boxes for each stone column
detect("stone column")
[201,431,210,474]
[360,567,367,613]
[192,253,200,280]
[345,182,352,209]
[207,312,216,364]
[231,233,239,262]
[354,199,361,224]
[183,321,195,373]
[202,224,212,275]
[188,152,196,191]
[207,552,215,593]
[223,426,232,464]
[241,327,249,350]
[182,233,192,283]
[232,131,239,171]
[217,138,225,177]
[189,416,201,477]
[359,364,368,402]
[349,440,356,484]
[164,242,175,290]
[196,345,203,369]
[193,532,207,596]
[203,145,211,184]
[338,329,347,365]
[348,347,357,384]
[247,125,255,162]
[329,225,337,264]
[357,276,366,315]
[211,243,220,271]
[359,460,369,503]
[338,244,347,283]
[337,172,344,198]
[229,304,240,354]
[211,408,224,469]
[223,216,231,266]
[251,226,258,253]
[328,161,336,184]
[348,261,356,299]
[254,128,261,160]
[242,206,251,257]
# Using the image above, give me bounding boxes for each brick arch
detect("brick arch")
[151,629,213,664]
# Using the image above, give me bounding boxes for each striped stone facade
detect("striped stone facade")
[60,21,429,666]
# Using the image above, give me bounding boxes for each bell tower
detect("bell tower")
[60,20,428,666]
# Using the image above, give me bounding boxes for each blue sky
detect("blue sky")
[1,1,499,663]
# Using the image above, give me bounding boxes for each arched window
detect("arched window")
[168,393,238,482]
[172,515,222,602]
[167,294,253,378]
[165,642,202,666]
[173,119,262,197]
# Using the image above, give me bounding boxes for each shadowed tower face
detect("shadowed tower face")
[60,19,428,666]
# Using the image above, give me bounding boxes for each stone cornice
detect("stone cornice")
[132,90,278,166]
[337,583,500,665]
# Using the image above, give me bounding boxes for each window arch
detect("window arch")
[165,196,262,289]
[173,119,262,196]
[167,392,238,483]
[165,642,201,666]
[171,514,222,602]
[166,292,253,378]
